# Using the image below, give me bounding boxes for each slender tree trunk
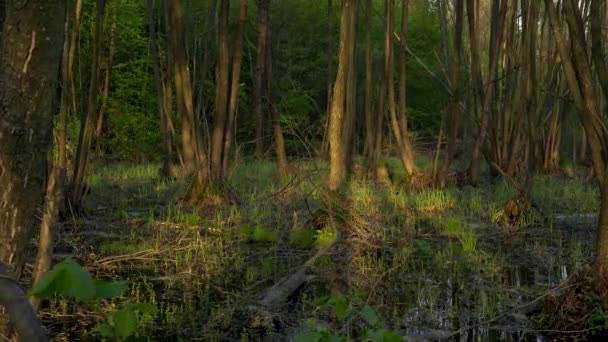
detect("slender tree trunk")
[68,0,83,118]
[268,34,289,179]
[440,0,464,185]
[220,0,248,178]
[0,0,65,335]
[94,12,117,141]
[364,0,374,162]
[387,0,416,179]
[467,0,507,184]
[71,0,107,213]
[211,0,230,180]
[328,0,356,191]
[321,0,334,159]
[148,0,174,178]
[254,0,270,160]
[168,0,208,187]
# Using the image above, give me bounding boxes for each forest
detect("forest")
[1,0,608,340]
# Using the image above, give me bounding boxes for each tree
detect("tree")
[545,0,608,294]
[0,0,66,336]
[439,0,463,185]
[328,0,357,191]
[71,0,107,212]
[147,0,175,178]
[254,0,270,160]
[210,0,248,182]
[167,0,208,187]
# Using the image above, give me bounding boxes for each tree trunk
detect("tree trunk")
[440,0,464,185]
[254,0,270,160]
[328,0,356,191]
[364,0,374,162]
[94,12,116,141]
[220,0,248,178]
[387,0,416,179]
[321,0,334,159]
[168,0,208,187]
[68,0,83,117]
[545,0,608,292]
[147,0,174,178]
[0,0,65,333]
[211,0,231,180]
[71,0,106,213]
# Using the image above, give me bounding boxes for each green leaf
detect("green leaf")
[111,308,138,339]
[366,329,384,342]
[334,293,348,321]
[29,258,96,302]
[382,331,403,342]
[360,305,381,327]
[95,280,128,299]
[94,323,116,339]
[294,331,323,342]
[129,302,157,315]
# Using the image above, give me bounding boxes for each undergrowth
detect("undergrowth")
[38,159,601,341]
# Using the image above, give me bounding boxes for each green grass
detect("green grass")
[44,159,599,340]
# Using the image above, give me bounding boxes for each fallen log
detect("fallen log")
[256,239,338,311]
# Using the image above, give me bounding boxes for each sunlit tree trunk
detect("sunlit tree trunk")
[328,0,356,191]
[71,0,106,213]
[0,0,65,335]
[168,0,208,187]
[387,0,416,179]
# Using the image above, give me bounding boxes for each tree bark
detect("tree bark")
[0,0,65,333]
[220,0,248,178]
[387,0,416,179]
[211,0,231,180]
[439,0,464,184]
[168,0,208,186]
[364,0,374,162]
[328,0,356,191]
[147,0,174,178]
[545,0,608,291]
[254,0,270,160]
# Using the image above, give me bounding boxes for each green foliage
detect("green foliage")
[30,258,153,341]
[95,303,157,341]
[30,258,127,302]
[295,292,403,342]
[289,229,316,249]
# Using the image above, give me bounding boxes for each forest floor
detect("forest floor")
[35,158,601,341]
